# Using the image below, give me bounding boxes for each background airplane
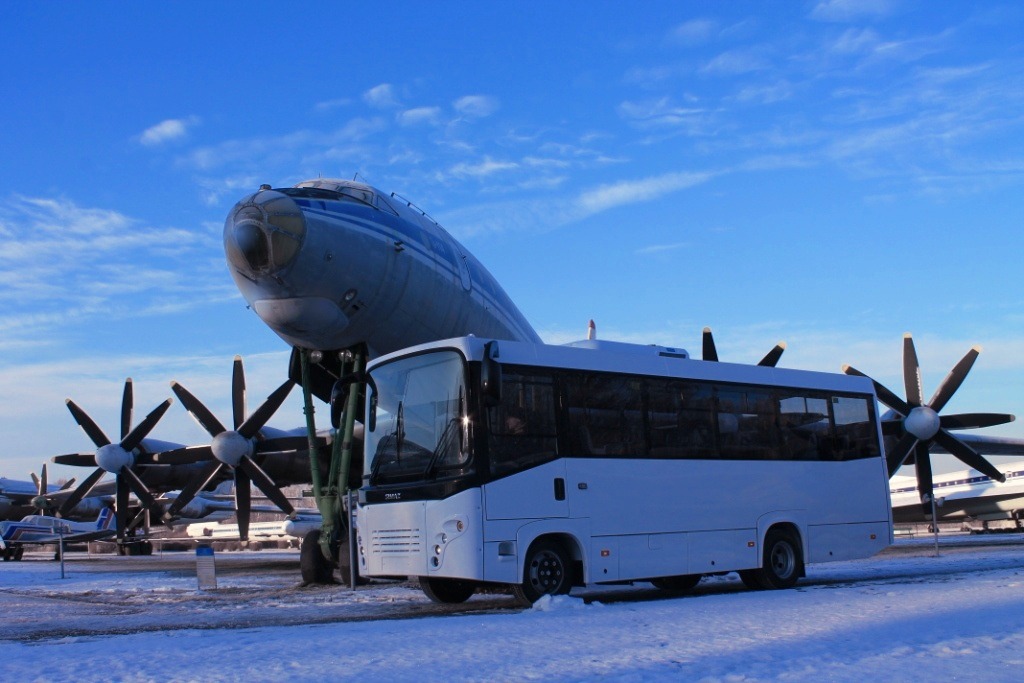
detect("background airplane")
[1,507,115,561]
[0,464,111,522]
[891,460,1024,527]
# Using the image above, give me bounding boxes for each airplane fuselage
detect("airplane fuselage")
[224,179,540,356]
[891,461,1024,524]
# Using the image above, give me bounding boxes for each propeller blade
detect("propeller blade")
[36,464,47,496]
[65,399,111,448]
[239,456,296,517]
[933,430,1006,483]
[165,461,226,519]
[940,413,1015,431]
[58,467,105,517]
[127,507,149,533]
[913,442,934,517]
[757,342,786,368]
[116,476,129,541]
[51,452,97,467]
[237,380,294,439]
[256,436,316,454]
[843,365,912,416]
[171,382,228,438]
[235,467,251,541]
[902,333,924,407]
[886,432,919,476]
[120,465,160,512]
[153,445,215,465]
[232,355,246,431]
[121,398,173,452]
[59,477,77,491]
[121,378,134,441]
[928,346,980,413]
[702,327,718,362]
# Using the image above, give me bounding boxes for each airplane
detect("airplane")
[185,513,322,546]
[0,464,111,522]
[890,459,1024,527]
[1,507,115,561]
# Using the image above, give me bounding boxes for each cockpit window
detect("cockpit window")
[283,181,400,216]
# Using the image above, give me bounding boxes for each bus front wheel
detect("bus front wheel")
[419,576,476,604]
[513,538,573,605]
[740,528,803,590]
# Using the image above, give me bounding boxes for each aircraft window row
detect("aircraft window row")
[485,366,881,476]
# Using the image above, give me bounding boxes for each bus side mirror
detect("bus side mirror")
[481,341,502,408]
[329,370,367,429]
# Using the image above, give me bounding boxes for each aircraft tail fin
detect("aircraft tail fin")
[97,507,114,530]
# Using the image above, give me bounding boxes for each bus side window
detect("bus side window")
[487,372,558,476]
[566,373,646,457]
[831,396,880,460]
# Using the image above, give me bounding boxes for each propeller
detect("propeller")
[28,464,76,514]
[50,378,171,542]
[702,327,787,367]
[155,356,302,540]
[843,333,1014,517]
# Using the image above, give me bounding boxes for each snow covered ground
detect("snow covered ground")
[3,536,1024,682]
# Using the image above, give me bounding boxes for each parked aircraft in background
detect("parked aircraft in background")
[185,513,322,545]
[0,464,111,522]
[1,507,115,560]
[891,460,1024,526]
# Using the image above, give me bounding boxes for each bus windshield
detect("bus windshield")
[365,351,470,484]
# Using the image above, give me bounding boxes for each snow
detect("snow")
[3,537,1024,682]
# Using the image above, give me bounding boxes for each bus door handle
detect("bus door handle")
[554,478,566,501]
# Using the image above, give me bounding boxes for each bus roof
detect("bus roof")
[368,336,877,396]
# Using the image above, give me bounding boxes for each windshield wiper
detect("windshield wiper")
[423,418,461,478]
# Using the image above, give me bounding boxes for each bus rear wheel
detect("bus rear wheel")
[512,539,573,605]
[651,574,701,592]
[419,576,476,604]
[741,528,803,590]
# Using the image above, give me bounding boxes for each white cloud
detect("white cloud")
[575,171,716,216]
[618,98,708,129]
[635,242,690,256]
[830,28,882,55]
[448,157,518,179]
[700,50,769,75]
[139,117,199,146]
[453,95,499,118]
[363,83,399,108]
[668,19,716,46]
[397,106,442,127]
[0,196,227,351]
[811,0,894,22]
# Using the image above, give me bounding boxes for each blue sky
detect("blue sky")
[1,1,1022,479]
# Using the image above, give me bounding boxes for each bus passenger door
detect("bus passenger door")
[483,460,569,520]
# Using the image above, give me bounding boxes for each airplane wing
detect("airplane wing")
[937,433,1024,457]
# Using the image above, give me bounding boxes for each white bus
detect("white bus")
[353,336,893,604]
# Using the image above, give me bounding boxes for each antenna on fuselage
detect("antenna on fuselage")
[587,319,596,340]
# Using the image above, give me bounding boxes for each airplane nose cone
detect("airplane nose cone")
[224,189,306,276]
